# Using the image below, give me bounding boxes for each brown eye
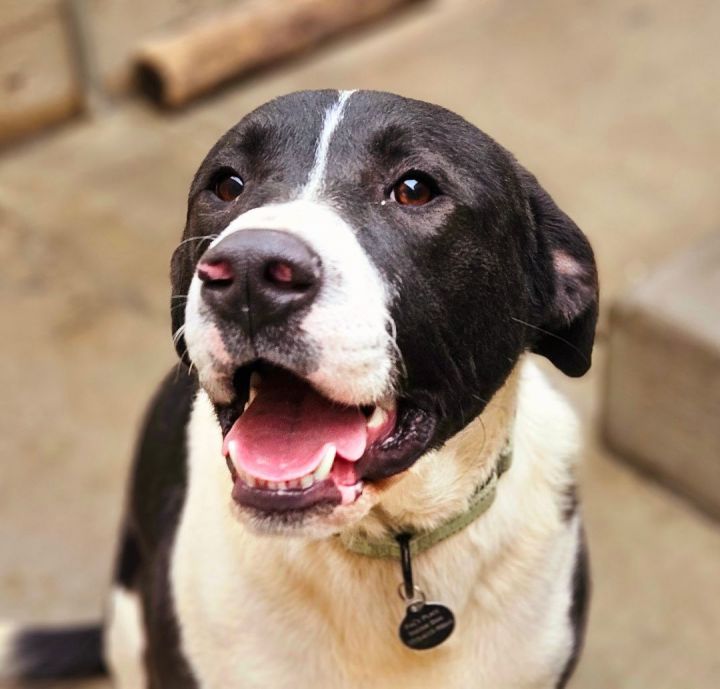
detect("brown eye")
[391,175,436,206]
[214,173,244,202]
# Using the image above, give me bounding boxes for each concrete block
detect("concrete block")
[603,232,720,519]
[0,2,81,144]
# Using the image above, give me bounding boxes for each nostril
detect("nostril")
[198,260,234,286]
[265,260,295,287]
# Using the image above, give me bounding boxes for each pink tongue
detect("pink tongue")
[224,371,368,482]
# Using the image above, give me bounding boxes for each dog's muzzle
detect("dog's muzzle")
[181,206,436,524]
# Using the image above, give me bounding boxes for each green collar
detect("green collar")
[339,444,513,559]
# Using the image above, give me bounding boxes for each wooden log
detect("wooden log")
[134,0,424,107]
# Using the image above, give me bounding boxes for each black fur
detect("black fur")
[11,625,105,679]
[557,529,591,688]
[121,368,199,688]
[116,525,142,589]
[561,483,579,522]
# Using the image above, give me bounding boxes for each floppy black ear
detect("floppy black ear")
[524,171,599,377]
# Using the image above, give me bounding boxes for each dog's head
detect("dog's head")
[173,90,598,535]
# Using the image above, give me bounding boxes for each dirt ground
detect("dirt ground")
[1,0,719,687]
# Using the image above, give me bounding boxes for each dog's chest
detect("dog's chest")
[170,494,578,689]
[171,533,576,689]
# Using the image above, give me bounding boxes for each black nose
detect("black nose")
[197,229,322,332]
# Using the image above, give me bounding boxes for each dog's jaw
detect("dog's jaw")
[216,364,440,535]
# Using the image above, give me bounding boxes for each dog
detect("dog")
[0,89,597,689]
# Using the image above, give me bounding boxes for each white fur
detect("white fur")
[300,89,356,200]
[185,200,395,406]
[0,622,18,679]
[170,358,582,688]
[104,587,147,689]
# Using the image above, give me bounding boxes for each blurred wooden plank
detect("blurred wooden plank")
[603,232,720,519]
[0,3,82,145]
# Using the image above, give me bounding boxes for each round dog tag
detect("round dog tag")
[399,602,455,650]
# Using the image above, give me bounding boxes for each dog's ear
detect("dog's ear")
[523,171,599,377]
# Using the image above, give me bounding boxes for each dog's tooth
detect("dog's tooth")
[313,445,336,482]
[248,372,261,405]
[267,481,279,490]
[288,479,302,489]
[366,406,387,429]
[300,474,314,489]
[246,475,258,488]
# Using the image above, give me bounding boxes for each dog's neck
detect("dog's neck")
[343,365,521,542]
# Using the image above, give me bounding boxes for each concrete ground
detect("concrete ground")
[1,0,719,687]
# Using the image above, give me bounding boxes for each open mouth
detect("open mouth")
[217,362,437,518]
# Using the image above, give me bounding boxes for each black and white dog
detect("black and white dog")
[1,90,597,688]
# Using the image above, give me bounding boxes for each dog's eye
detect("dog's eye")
[213,171,245,202]
[391,174,437,207]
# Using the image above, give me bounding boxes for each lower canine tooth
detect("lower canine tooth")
[300,475,314,489]
[313,445,336,481]
[248,372,261,405]
[366,406,388,429]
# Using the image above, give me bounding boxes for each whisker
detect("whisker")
[476,415,487,457]
[176,234,219,248]
[509,316,588,364]
[172,324,186,346]
[386,315,407,381]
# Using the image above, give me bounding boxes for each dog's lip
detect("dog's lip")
[225,451,365,513]
[231,475,344,513]
[224,401,436,518]
[214,362,437,518]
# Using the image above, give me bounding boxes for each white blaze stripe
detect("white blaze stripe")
[300,89,356,200]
